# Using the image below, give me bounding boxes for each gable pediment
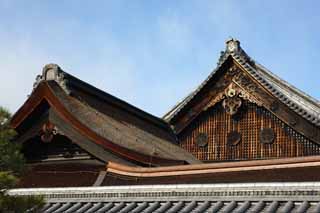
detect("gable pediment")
[165,39,320,147]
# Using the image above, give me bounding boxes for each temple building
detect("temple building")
[9,39,320,212]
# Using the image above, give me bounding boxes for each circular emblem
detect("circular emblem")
[227,131,241,146]
[195,133,208,147]
[259,128,275,144]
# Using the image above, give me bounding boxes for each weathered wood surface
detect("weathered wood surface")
[179,102,320,162]
[12,81,195,166]
[49,109,136,165]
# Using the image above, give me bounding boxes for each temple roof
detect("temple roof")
[9,183,320,212]
[11,64,200,166]
[163,39,320,128]
[10,38,320,166]
[32,64,176,136]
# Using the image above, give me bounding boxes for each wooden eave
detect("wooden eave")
[106,155,320,178]
[10,81,189,166]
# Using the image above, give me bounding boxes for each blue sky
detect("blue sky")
[0,1,319,116]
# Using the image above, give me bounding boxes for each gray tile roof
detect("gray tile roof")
[9,182,320,213]
[163,39,320,127]
[40,200,320,213]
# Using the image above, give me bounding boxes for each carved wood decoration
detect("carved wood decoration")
[173,62,320,147]
[40,122,57,143]
[227,131,242,146]
[179,101,320,162]
[205,82,263,116]
[173,60,320,161]
[195,133,208,147]
[222,97,242,116]
[175,64,263,133]
[259,128,275,144]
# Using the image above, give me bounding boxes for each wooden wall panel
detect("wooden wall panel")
[19,163,103,188]
[178,101,320,162]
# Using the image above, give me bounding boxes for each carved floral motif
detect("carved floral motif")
[204,81,263,115]
[204,65,263,116]
[233,72,263,106]
[40,122,57,143]
[222,96,242,116]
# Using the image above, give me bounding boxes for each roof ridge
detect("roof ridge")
[255,62,320,107]
[32,63,174,132]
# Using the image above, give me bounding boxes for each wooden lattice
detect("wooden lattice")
[179,101,320,162]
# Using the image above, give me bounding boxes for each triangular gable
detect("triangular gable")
[164,39,320,145]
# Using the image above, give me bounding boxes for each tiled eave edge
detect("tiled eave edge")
[8,182,320,203]
[163,51,232,122]
[231,52,320,127]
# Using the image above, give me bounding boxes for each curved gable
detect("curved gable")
[12,68,200,166]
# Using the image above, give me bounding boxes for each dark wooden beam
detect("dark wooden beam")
[49,109,136,166]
